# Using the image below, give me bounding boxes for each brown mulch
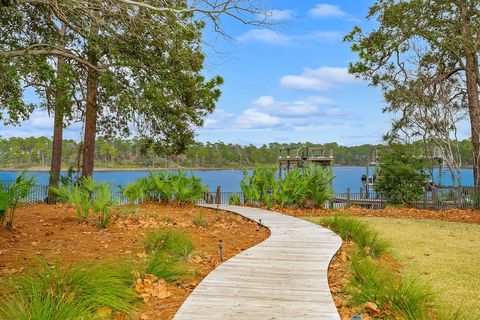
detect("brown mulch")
[273,206,480,224]
[0,203,269,319]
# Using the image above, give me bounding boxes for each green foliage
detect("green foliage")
[93,184,117,228]
[320,215,390,257]
[192,212,208,228]
[145,171,207,204]
[241,165,333,208]
[119,178,148,205]
[348,256,434,320]
[0,172,36,230]
[143,252,189,282]
[141,229,194,281]
[375,144,428,204]
[0,260,137,320]
[51,177,116,227]
[228,193,242,205]
[144,229,195,259]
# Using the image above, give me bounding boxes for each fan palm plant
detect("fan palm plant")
[1,172,36,230]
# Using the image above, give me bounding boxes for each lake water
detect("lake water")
[0,167,474,193]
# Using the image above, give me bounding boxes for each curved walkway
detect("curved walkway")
[174,205,342,320]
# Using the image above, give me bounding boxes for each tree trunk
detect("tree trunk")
[81,64,99,177]
[460,4,480,187]
[47,56,66,202]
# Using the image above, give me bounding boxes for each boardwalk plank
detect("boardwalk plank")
[173,205,342,320]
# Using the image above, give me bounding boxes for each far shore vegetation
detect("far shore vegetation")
[0,136,475,170]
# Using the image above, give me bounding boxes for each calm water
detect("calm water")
[0,167,474,193]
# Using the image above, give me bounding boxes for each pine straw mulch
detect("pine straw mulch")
[0,203,270,320]
[274,206,480,225]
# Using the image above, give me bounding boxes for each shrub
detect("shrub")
[51,178,116,227]
[119,178,148,204]
[0,260,137,320]
[348,256,433,320]
[375,144,428,204]
[228,194,242,205]
[240,165,333,208]
[145,171,207,204]
[320,215,390,256]
[93,184,117,228]
[192,213,209,228]
[144,229,195,259]
[0,172,36,230]
[143,251,189,282]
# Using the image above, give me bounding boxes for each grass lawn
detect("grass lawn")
[352,217,479,316]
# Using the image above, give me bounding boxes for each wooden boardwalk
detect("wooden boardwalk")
[174,205,342,320]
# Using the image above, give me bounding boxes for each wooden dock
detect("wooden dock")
[174,205,342,320]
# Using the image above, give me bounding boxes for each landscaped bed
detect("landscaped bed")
[0,203,269,319]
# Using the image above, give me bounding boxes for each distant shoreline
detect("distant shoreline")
[0,165,474,172]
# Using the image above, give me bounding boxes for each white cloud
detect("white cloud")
[236,29,289,45]
[234,109,282,129]
[264,9,295,21]
[280,67,360,91]
[308,4,347,18]
[253,96,275,107]
[236,29,342,45]
[203,95,346,131]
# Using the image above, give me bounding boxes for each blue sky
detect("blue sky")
[2,1,401,146]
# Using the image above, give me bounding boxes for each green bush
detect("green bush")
[240,165,333,208]
[51,177,116,227]
[0,172,36,230]
[320,215,390,257]
[119,178,148,204]
[0,260,137,320]
[228,194,242,205]
[144,229,195,259]
[375,144,428,204]
[145,171,207,204]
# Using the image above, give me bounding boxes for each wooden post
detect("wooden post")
[423,189,427,209]
[432,188,438,210]
[346,188,351,208]
[215,185,221,204]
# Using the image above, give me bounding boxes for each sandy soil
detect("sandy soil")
[0,203,269,319]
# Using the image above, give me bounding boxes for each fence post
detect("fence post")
[423,190,427,209]
[215,185,221,204]
[432,188,438,210]
[346,188,351,208]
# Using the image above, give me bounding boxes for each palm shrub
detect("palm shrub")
[170,171,207,203]
[146,171,173,202]
[240,165,333,208]
[145,171,207,204]
[93,184,117,228]
[0,260,137,320]
[51,178,116,227]
[228,193,241,205]
[0,173,36,230]
[119,178,148,204]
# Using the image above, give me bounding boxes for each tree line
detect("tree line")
[0,137,474,169]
